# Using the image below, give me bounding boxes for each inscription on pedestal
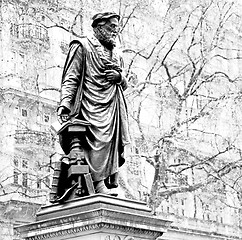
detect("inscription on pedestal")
[104,235,136,240]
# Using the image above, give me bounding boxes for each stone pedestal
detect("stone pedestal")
[16,194,172,240]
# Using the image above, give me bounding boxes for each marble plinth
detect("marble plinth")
[16,194,172,240]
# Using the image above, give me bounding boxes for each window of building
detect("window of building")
[13,170,19,184]
[21,109,28,117]
[128,158,140,175]
[18,52,25,72]
[35,25,41,39]
[37,179,41,189]
[134,146,139,154]
[134,138,147,154]
[44,114,50,123]
[22,173,28,187]
[13,156,19,167]
[11,50,26,74]
[14,106,19,115]
[10,23,19,37]
[35,161,41,171]
[22,159,28,169]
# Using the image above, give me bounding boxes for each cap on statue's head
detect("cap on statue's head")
[91,12,120,27]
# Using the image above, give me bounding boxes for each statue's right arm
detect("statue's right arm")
[58,43,84,118]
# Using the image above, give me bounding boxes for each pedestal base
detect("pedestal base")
[16,195,172,240]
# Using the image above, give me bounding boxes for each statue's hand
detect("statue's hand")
[57,106,70,124]
[104,69,121,83]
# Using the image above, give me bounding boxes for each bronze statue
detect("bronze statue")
[50,12,130,202]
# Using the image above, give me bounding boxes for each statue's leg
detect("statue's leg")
[94,180,118,196]
[104,172,119,189]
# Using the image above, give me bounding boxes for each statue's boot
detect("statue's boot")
[95,180,118,197]
[49,195,58,203]
[104,172,118,189]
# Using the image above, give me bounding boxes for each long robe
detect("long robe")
[59,35,130,182]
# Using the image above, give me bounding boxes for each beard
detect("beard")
[93,26,117,50]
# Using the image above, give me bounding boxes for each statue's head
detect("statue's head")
[92,12,120,50]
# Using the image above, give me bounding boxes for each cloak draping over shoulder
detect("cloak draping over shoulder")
[59,36,130,182]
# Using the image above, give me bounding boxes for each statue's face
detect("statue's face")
[94,17,120,49]
[102,17,119,41]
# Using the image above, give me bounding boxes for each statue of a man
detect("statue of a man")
[57,12,130,196]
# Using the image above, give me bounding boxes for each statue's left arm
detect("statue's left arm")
[58,42,85,118]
